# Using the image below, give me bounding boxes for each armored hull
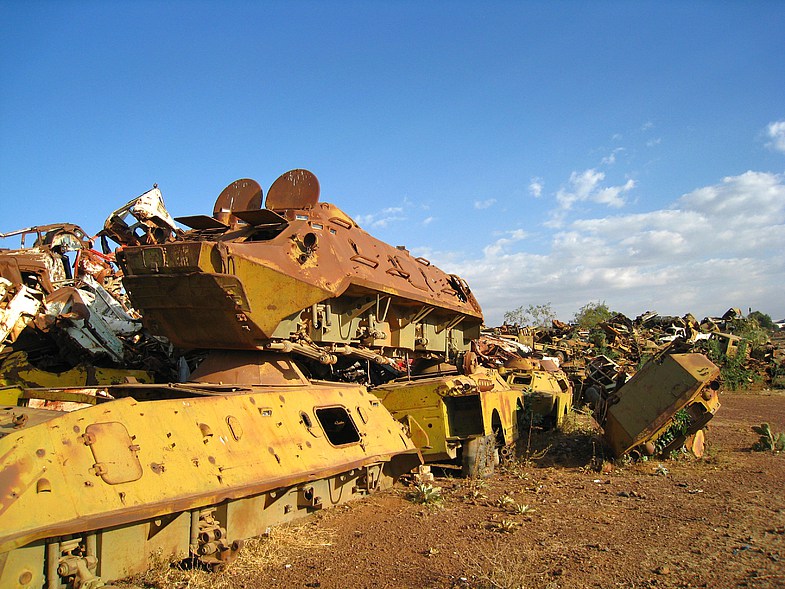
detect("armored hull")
[0,355,419,587]
[372,366,523,476]
[599,352,721,457]
[115,171,482,372]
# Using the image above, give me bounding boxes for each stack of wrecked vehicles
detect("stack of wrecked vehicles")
[0,170,530,588]
[0,169,726,588]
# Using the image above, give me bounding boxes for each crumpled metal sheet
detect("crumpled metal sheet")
[0,279,43,353]
[99,186,181,247]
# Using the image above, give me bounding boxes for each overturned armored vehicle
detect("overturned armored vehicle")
[593,348,721,458]
[114,170,483,383]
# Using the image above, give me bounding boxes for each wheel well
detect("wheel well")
[491,409,505,447]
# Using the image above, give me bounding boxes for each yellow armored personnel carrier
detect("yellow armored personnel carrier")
[501,357,574,429]
[372,362,523,477]
[0,360,418,588]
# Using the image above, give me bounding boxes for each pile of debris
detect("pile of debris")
[487,307,782,459]
[0,191,192,398]
[492,307,782,398]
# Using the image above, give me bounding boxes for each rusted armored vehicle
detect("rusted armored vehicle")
[500,357,573,429]
[0,366,418,588]
[113,171,483,383]
[1,171,450,588]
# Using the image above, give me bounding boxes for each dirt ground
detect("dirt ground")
[127,389,785,589]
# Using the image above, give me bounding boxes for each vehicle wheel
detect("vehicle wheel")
[461,434,496,478]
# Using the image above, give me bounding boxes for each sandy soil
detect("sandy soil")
[128,390,785,589]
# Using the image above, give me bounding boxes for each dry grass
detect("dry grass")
[459,539,541,589]
[557,408,597,435]
[116,521,334,589]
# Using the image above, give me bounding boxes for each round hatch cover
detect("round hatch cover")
[213,178,263,216]
[265,169,320,210]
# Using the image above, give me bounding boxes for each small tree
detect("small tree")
[573,300,614,330]
[503,302,557,327]
[748,310,774,331]
[733,314,771,353]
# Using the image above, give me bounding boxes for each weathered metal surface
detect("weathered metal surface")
[0,281,41,354]
[502,359,573,428]
[0,371,419,586]
[372,366,522,476]
[467,332,573,428]
[0,222,182,389]
[100,186,181,247]
[115,171,483,374]
[212,178,263,227]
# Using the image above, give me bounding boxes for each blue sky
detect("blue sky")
[2,1,784,325]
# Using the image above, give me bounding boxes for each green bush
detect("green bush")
[751,423,785,452]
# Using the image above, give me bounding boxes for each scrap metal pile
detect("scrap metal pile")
[0,169,762,588]
[488,305,783,458]
[494,307,780,395]
[0,218,186,402]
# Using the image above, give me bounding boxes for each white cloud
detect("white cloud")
[432,171,785,325]
[529,178,543,198]
[474,198,497,210]
[483,229,527,257]
[422,216,434,226]
[765,120,785,154]
[641,121,654,131]
[601,148,624,165]
[556,169,603,210]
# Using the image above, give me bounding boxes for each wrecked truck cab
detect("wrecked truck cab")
[0,223,92,292]
[596,352,721,458]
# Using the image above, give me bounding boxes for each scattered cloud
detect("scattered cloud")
[641,121,654,132]
[422,216,434,226]
[765,120,785,153]
[433,171,785,325]
[549,169,635,227]
[601,148,624,165]
[353,206,405,228]
[474,198,497,210]
[529,178,543,198]
[646,137,662,147]
[483,228,527,257]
